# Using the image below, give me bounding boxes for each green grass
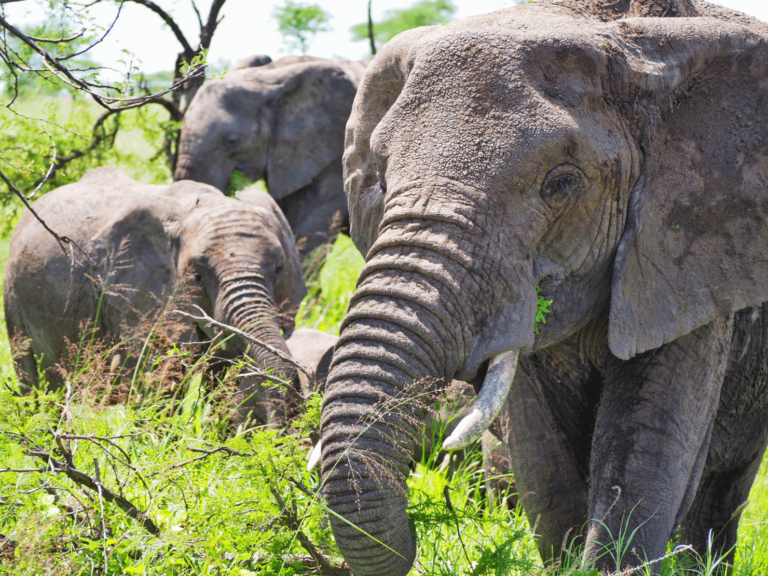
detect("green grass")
[296,235,365,335]
[1,217,768,574]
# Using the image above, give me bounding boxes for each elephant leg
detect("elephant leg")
[499,336,602,563]
[4,311,38,391]
[586,316,733,572]
[276,160,348,257]
[680,305,768,565]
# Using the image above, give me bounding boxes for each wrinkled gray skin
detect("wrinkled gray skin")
[285,327,337,394]
[319,0,768,574]
[4,167,306,426]
[175,56,368,256]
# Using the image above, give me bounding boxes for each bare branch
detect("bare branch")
[0,12,205,112]
[175,306,314,382]
[25,449,160,535]
[58,0,125,62]
[27,29,86,44]
[190,0,203,30]
[123,0,194,58]
[200,0,227,49]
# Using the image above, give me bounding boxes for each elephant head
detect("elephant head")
[174,56,365,201]
[4,167,305,425]
[167,182,306,424]
[319,1,768,574]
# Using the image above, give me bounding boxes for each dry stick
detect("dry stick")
[270,487,350,576]
[175,306,314,384]
[25,449,160,535]
[170,445,253,470]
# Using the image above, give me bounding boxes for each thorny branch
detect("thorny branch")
[0,136,95,262]
[0,0,201,252]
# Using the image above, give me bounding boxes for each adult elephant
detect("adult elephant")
[174,55,368,256]
[4,167,305,426]
[318,0,768,574]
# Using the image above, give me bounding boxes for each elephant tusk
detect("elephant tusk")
[307,440,322,472]
[442,350,518,451]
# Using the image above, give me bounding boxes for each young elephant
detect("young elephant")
[4,167,305,426]
[174,55,368,256]
[319,0,768,574]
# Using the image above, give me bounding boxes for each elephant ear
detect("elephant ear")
[236,187,306,311]
[230,54,272,71]
[89,198,177,325]
[608,16,768,360]
[342,30,426,257]
[265,62,360,201]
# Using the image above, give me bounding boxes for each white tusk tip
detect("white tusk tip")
[307,440,322,472]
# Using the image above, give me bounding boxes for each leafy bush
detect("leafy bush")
[296,235,365,335]
[351,0,457,47]
[273,0,333,55]
[0,98,172,237]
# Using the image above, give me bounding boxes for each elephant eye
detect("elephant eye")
[377,169,387,194]
[224,132,242,148]
[541,164,582,211]
[275,255,285,273]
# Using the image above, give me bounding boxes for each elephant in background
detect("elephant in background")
[4,167,306,427]
[319,0,768,574]
[285,327,337,395]
[174,55,368,256]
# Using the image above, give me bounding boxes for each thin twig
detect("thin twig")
[237,366,305,405]
[444,486,472,570]
[170,445,253,470]
[175,306,314,382]
[93,457,109,566]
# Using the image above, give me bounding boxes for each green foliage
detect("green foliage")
[0,5,98,101]
[225,170,268,197]
[272,0,333,55]
[0,98,172,237]
[296,234,365,335]
[534,285,553,334]
[1,237,768,574]
[351,0,457,47]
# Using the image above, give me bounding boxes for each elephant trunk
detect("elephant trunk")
[321,264,465,576]
[320,186,535,574]
[218,276,298,423]
[173,152,197,182]
[174,150,231,193]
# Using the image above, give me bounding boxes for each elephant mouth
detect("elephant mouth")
[442,349,518,450]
